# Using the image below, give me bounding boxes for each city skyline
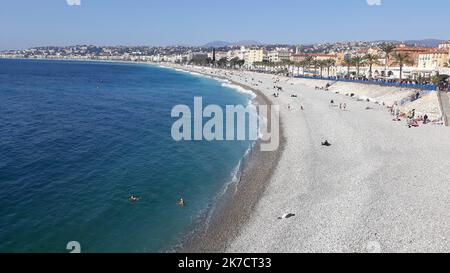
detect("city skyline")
[1,0,450,50]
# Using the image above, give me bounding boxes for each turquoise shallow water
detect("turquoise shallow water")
[0,59,253,253]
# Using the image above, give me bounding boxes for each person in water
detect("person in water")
[129,195,141,202]
[177,198,185,207]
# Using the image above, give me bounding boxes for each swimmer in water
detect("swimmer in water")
[129,195,141,202]
[177,198,185,207]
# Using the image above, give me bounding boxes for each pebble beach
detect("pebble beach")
[166,64,450,253]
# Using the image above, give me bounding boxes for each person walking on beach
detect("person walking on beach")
[423,114,429,124]
[395,107,401,121]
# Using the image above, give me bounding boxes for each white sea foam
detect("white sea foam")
[189,71,202,77]
[221,83,257,99]
[258,113,267,140]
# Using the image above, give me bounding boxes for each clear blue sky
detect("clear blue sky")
[1,0,449,50]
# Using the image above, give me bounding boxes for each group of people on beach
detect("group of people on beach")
[389,102,433,127]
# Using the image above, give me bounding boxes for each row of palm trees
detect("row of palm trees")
[254,57,337,77]
[188,44,415,80]
[254,43,414,80]
[325,52,412,80]
[187,56,245,68]
[343,44,414,80]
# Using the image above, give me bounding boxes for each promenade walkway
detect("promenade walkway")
[438,91,450,126]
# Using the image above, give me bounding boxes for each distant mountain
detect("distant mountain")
[372,39,445,48]
[202,40,262,48]
[404,39,445,47]
[202,41,231,48]
[234,40,262,46]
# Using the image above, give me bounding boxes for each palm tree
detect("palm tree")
[363,53,381,79]
[229,57,239,69]
[311,59,321,76]
[316,60,328,77]
[391,52,413,80]
[303,56,314,75]
[380,43,396,76]
[351,56,365,77]
[217,57,228,68]
[293,61,302,76]
[342,57,354,76]
[323,59,336,77]
[297,60,306,76]
[282,60,294,74]
[237,59,245,69]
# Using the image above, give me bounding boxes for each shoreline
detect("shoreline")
[160,63,286,252]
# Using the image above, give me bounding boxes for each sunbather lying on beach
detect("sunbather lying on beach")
[278,213,295,220]
[407,119,419,128]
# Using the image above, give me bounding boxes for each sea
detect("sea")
[0,59,254,253]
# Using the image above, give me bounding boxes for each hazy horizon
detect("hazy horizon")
[1,0,450,50]
[2,38,449,51]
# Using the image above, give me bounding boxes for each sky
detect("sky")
[1,0,450,50]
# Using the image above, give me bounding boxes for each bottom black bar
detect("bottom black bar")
[0,253,444,272]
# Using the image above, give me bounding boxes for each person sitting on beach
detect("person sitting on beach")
[408,119,419,128]
[423,114,429,124]
[321,140,331,147]
[406,109,416,120]
[395,108,401,120]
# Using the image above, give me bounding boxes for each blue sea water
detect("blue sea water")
[0,59,253,253]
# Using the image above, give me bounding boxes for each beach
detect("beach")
[165,64,450,253]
